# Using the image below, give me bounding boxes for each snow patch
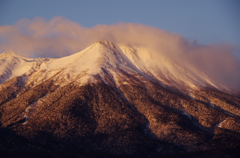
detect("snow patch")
[215,119,226,128]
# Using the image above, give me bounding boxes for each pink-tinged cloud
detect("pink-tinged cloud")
[0,17,239,93]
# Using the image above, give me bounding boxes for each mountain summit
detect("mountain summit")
[0,41,236,93]
[0,41,240,158]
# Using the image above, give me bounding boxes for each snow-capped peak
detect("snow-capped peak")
[40,40,121,72]
[0,41,236,93]
[0,50,18,58]
[0,50,50,84]
[96,40,117,50]
[26,40,130,86]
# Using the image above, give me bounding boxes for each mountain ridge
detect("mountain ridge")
[0,41,238,94]
[0,41,240,157]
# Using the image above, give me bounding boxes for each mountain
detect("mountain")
[0,41,240,158]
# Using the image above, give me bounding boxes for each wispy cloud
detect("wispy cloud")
[0,17,239,92]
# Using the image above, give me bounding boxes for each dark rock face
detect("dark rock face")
[0,71,240,158]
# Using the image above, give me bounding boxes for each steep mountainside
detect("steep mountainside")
[0,41,240,158]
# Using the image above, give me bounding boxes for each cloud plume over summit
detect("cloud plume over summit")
[0,17,239,92]
[0,17,182,58]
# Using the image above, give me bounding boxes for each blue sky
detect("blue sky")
[0,0,240,47]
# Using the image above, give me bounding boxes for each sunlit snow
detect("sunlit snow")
[0,41,235,93]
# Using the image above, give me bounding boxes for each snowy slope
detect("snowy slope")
[0,50,50,84]
[0,41,234,93]
[118,44,222,91]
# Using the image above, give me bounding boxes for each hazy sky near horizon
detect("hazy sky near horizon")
[0,0,240,47]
